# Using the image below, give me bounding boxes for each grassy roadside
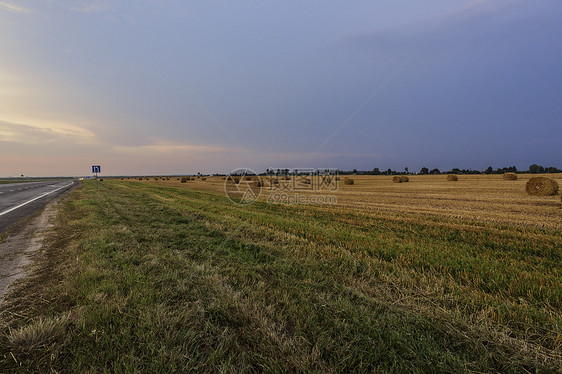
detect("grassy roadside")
[0,181,560,372]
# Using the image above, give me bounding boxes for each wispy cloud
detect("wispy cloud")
[0,1,32,13]
[113,139,236,155]
[0,119,96,144]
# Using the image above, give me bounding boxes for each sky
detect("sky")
[1,0,561,176]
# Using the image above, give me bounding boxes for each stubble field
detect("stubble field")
[1,174,560,372]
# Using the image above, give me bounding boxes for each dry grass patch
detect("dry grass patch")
[7,313,72,352]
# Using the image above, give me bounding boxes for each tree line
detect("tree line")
[339,164,561,176]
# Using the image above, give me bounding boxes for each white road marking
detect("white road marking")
[0,182,73,217]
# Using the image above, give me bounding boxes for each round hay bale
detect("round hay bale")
[392,176,402,183]
[343,177,354,185]
[180,177,187,183]
[400,176,409,183]
[525,177,559,196]
[503,173,517,181]
[447,174,458,181]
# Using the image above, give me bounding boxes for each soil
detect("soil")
[0,200,60,303]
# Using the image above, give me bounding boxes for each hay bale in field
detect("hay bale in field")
[400,176,409,183]
[180,177,187,183]
[525,177,559,196]
[201,177,206,181]
[392,176,402,183]
[343,177,354,185]
[447,174,458,181]
[503,173,518,181]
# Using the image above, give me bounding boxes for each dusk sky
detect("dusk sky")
[1,0,561,176]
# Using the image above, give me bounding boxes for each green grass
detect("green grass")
[0,180,560,372]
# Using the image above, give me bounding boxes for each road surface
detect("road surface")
[0,180,76,233]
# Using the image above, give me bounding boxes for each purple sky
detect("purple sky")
[1,0,561,176]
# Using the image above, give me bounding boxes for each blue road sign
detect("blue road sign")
[92,165,101,173]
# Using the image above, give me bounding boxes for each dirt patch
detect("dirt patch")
[0,200,60,303]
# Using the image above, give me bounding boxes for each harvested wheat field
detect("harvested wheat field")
[156,173,562,231]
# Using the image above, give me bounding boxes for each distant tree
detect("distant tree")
[372,168,380,175]
[547,166,559,173]
[485,166,493,174]
[420,167,429,175]
[352,169,357,174]
[529,164,540,173]
[430,168,440,174]
[404,167,409,174]
[386,168,392,175]
[451,168,461,174]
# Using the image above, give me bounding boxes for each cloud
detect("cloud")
[0,119,96,144]
[113,139,236,155]
[339,0,533,56]
[0,1,32,13]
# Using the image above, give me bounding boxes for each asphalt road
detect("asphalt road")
[0,180,76,233]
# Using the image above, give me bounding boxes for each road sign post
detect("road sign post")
[92,165,101,190]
